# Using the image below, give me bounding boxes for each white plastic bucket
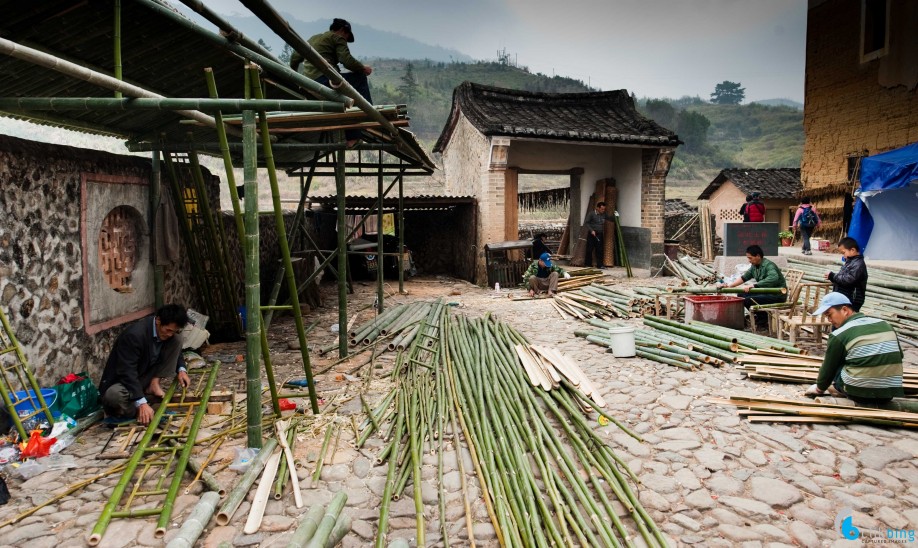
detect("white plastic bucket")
[606,326,636,357]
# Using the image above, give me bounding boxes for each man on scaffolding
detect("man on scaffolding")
[290,18,372,148]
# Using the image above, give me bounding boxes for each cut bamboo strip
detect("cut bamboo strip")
[515,344,552,391]
[243,449,282,534]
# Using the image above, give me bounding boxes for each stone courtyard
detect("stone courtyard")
[0,274,916,548]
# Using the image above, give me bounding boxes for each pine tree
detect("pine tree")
[398,62,419,103]
[710,81,745,105]
[279,44,293,66]
[257,38,272,53]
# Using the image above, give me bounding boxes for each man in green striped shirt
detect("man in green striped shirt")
[805,292,904,404]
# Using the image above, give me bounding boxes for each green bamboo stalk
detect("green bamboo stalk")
[335,143,348,359]
[311,423,336,487]
[89,382,179,546]
[241,100,263,447]
[376,390,406,548]
[165,491,220,548]
[215,438,279,526]
[323,512,352,548]
[250,70,320,415]
[113,0,122,97]
[288,504,324,548]
[156,365,221,536]
[304,491,347,548]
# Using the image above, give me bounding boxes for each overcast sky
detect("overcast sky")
[203,0,807,102]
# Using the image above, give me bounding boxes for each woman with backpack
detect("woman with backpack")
[746,192,766,222]
[793,198,821,255]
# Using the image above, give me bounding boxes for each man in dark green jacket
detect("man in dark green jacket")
[715,244,787,308]
[290,18,372,145]
[805,292,903,404]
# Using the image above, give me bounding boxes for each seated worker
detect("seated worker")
[98,304,191,425]
[290,18,372,147]
[715,244,787,308]
[805,292,903,405]
[523,252,570,297]
[532,233,552,260]
[824,237,867,312]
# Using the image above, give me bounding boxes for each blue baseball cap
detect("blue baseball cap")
[539,252,552,267]
[811,292,852,316]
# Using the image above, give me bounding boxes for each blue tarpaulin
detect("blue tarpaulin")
[848,142,918,260]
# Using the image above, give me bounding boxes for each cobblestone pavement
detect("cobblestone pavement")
[1,276,916,548]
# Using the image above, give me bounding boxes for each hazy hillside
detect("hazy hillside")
[221,14,473,64]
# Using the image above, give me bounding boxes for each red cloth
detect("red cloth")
[58,373,86,384]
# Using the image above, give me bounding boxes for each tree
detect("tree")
[279,44,293,66]
[676,110,711,152]
[644,99,676,130]
[257,38,272,52]
[398,62,419,103]
[710,81,745,104]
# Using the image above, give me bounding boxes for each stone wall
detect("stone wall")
[802,0,918,234]
[0,135,199,386]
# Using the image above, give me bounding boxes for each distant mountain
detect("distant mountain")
[750,98,803,110]
[221,14,474,64]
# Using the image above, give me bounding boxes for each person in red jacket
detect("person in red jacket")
[746,192,766,222]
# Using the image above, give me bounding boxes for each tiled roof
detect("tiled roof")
[697,168,802,200]
[433,82,680,152]
[665,198,696,215]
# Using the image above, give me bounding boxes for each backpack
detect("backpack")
[747,201,765,222]
[799,206,817,229]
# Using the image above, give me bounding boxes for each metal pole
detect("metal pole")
[377,150,384,313]
[151,149,163,308]
[242,105,262,448]
[335,138,348,359]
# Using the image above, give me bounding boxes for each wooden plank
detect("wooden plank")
[504,168,519,242]
[747,416,849,424]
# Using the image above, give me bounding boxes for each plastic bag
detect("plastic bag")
[20,431,57,459]
[278,399,296,411]
[229,447,259,473]
[11,459,46,480]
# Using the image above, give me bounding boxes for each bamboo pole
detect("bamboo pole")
[275,419,303,506]
[89,382,179,546]
[251,70,320,414]
[0,36,238,135]
[336,142,348,358]
[242,103,264,447]
[216,438,279,526]
[165,491,221,548]
[156,365,221,537]
[0,97,344,112]
[288,504,324,548]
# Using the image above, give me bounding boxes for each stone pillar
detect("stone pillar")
[641,147,675,270]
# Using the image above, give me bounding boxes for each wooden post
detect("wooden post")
[557,213,571,255]
[504,168,519,241]
[604,179,618,267]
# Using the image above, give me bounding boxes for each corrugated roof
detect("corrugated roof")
[307,194,474,211]
[697,168,802,200]
[434,82,681,152]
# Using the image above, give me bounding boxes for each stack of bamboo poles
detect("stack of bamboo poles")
[446,314,665,547]
[712,395,918,428]
[556,267,608,292]
[737,353,918,396]
[786,258,918,344]
[698,201,714,261]
[552,284,668,320]
[362,304,666,546]
[287,492,351,548]
[664,255,717,285]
